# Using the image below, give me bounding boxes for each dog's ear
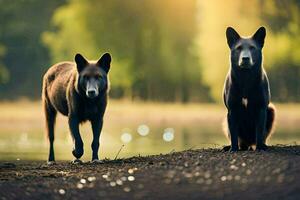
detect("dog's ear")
[97,53,111,73]
[226,27,240,48]
[75,53,88,72]
[252,26,266,48]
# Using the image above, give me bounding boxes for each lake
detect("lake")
[0,101,299,161]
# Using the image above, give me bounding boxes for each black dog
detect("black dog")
[42,53,111,164]
[223,27,275,152]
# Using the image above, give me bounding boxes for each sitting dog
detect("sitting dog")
[223,27,275,151]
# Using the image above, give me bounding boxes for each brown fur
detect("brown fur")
[42,53,111,163]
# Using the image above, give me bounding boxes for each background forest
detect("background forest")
[0,0,299,102]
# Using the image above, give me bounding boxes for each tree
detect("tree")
[0,44,9,83]
[260,0,300,102]
[0,0,65,99]
[43,0,211,102]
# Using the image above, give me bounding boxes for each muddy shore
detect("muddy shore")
[1,145,300,200]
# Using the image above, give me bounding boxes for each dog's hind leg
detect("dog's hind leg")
[222,145,231,152]
[44,102,57,164]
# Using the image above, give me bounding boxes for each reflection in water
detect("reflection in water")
[18,132,28,146]
[182,129,189,149]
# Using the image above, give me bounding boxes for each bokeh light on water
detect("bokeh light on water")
[163,128,175,142]
[121,132,132,143]
[137,124,150,136]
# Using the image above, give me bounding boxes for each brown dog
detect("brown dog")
[42,53,111,164]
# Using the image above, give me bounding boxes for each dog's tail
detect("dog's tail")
[265,103,276,141]
[222,114,229,139]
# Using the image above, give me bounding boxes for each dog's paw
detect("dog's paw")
[91,159,104,164]
[47,161,56,166]
[71,159,83,165]
[72,148,84,159]
[229,147,238,153]
[256,144,268,151]
[222,145,231,152]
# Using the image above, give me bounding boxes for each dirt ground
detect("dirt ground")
[0,145,300,200]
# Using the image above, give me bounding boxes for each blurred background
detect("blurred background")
[0,0,299,160]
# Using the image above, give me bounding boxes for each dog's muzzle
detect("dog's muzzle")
[86,79,99,98]
[239,49,253,68]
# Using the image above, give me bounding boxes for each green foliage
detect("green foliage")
[198,0,300,102]
[0,0,299,102]
[0,44,9,83]
[43,0,211,102]
[261,0,300,102]
[0,0,65,98]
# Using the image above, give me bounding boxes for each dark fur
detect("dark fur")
[42,53,111,162]
[223,27,275,151]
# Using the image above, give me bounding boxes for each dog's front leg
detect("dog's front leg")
[68,115,84,159]
[227,109,239,152]
[255,108,267,150]
[91,118,103,162]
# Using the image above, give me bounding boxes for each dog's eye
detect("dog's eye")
[236,46,242,51]
[95,75,101,79]
[83,75,88,80]
[249,46,255,50]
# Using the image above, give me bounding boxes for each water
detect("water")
[0,122,227,160]
[0,102,299,161]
